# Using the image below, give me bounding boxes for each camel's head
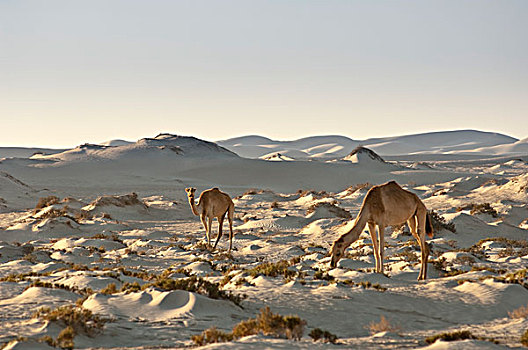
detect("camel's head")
[185,187,196,198]
[329,238,346,268]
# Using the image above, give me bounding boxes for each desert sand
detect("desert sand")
[1,131,527,349]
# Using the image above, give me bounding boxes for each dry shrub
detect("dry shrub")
[35,196,60,210]
[366,315,400,335]
[457,202,499,218]
[306,202,351,219]
[425,330,475,344]
[309,328,338,343]
[313,269,334,281]
[191,327,233,346]
[247,259,298,279]
[509,305,528,319]
[120,282,142,294]
[38,207,70,220]
[257,306,306,340]
[90,192,146,208]
[57,326,75,350]
[344,183,371,196]
[74,210,92,221]
[521,329,528,346]
[394,248,419,262]
[297,189,329,198]
[238,189,265,198]
[270,201,280,209]
[192,307,306,345]
[100,283,118,295]
[34,305,106,336]
[428,210,456,233]
[145,275,243,306]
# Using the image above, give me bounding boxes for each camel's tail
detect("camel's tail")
[227,202,234,221]
[425,212,434,238]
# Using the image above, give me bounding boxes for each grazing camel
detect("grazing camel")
[330,181,433,280]
[185,187,235,252]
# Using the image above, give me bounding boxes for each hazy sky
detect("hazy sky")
[1,0,527,147]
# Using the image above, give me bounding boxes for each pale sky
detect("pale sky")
[1,0,527,147]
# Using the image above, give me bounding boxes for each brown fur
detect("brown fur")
[330,181,433,280]
[185,187,235,252]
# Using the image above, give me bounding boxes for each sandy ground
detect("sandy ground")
[1,134,527,349]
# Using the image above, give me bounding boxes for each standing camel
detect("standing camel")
[330,181,433,280]
[185,187,235,252]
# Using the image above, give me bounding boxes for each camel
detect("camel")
[185,187,235,252]
[330,181,433,280]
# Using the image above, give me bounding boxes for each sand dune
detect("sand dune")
[1,132,528,349]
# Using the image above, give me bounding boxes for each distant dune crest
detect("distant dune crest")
[218,130,521,159]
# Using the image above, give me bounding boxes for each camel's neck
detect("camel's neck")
[187,196,201,216]
[339,206,369,249]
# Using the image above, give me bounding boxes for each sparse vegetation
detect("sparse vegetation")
[57,326,76,349]
[343,183,371,196]
[366,315,400,334]
[394,248,419,262]
[246,259,298,279]
[521,329,528,346]
[313,269,334,281]
[306,202,351,218]
[35,195,60,210]
[25,279,94,296]
[34,305,106,337]
[309,328,338,343]
[191,306,306,346]
[509,305,528,319]
[425,330,475,344]
[457,202,499,218]
[191,327,233,346]
[100,283,118,295]
[144,275,244,306]
[497,269,528,289]
[428,210,456,233]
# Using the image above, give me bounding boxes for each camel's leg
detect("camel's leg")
[378,225,386,274]
[227,207,234,253]
[213,215,224,250]
[206,217,213,249]
[407,216,417,239]
[200,215,209,245]
[367,222,380,273]
[416,208,429,280]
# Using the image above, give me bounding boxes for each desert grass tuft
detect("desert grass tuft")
[366,315,400,335]
[509,305,528,319]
